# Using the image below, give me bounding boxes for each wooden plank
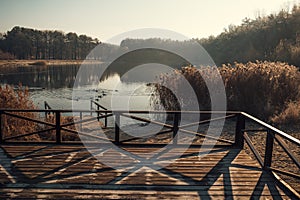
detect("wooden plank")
[0,144,297,199]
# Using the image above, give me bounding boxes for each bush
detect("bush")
[0,84,40,141]
[153,61,300,122]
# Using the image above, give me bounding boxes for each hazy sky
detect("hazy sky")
[0,0,298,43]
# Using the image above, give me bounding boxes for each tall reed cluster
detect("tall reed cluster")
[153,61,300,123]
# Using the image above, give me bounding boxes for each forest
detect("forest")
[0,4,300,68]
[117,5,300,67]
[0,26,100,60]
[199,4,300,67]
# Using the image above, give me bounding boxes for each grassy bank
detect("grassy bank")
[0,59,102,68]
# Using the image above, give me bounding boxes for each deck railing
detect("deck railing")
[0,109,299,196]
[236,112,300,179]
[0,109,237,145]
[90,100,108,127]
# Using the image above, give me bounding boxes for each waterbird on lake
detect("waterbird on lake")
[67,97,79,101]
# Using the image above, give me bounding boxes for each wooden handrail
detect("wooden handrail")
[0,108,299,197]
[238,112,300,170]
[90,100,109,127]
[0,109,299,170]
[91,100,108,110]
[241,112,300,145]
[0,109,239,115]
[234,112,300,197]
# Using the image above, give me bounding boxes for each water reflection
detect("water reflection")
[0,64,153,110]
[0,65,80,89]
[0,57,182,111]
[0,49,187,89]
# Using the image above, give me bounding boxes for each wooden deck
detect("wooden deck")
[0,144,295,199]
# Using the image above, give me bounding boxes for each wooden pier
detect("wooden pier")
[0,109,299,199]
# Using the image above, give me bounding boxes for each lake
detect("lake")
[0,64,152,111]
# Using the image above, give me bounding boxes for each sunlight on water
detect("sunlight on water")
[0,65,152,112]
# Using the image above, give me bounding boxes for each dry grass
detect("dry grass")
[0,84,40,141]
[222,61,300,120]
[271,101,300,125]
[0,84,108,142]
[153,61,300,123]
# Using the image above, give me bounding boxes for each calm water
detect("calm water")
[0,64,151,111]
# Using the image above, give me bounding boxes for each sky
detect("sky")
[0,0,299,43]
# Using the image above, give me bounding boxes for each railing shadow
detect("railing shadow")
[0,109,299,198]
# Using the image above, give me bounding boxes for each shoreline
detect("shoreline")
[0,59,102,68]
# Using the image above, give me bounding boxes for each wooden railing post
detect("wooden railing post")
[0,110,3,144]
[97,105,100,121]
[173,113,179,145]
[235,113,245,149]
[90,100,93,116]
[115,112,120,144]
[80,112,83,132]
[104,112,108,128]
[55,111,61,144]
[264,130,274,170]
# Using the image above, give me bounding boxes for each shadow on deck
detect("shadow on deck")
[0,144,296,199]
[0,109,299,199]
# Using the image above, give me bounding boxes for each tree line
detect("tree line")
[0,26,100,59]
[198,4,300,67]
[117,4,300,67]
[1,4,300,67]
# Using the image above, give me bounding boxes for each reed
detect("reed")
[153,61,300,123]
